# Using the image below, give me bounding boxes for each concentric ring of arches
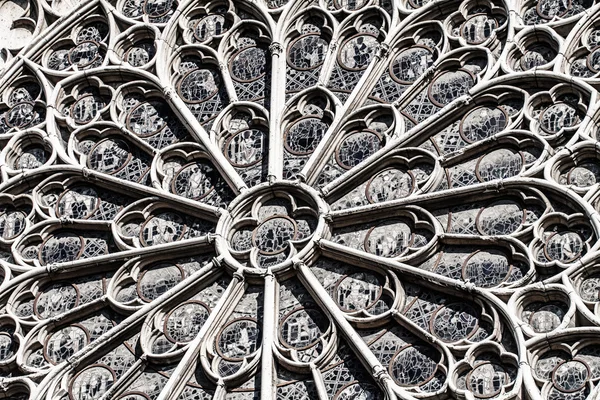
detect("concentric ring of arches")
[2,0,600,399]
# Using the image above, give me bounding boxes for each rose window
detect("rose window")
[4,0,600,399]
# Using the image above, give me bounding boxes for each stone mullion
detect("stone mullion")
[267,42,286,181]
[297,262,410,400]
[1,235,216,305]
[294,90,345,184]
[294,29,342,184]
[316,233,539,395]
[310,364,330,400]
[156,271,244,400]
[326,177,600,244]
[320,65,539,191]
[260,271,277,400]
[97,359,146,400]
[163,83,248,193]
[1,162,222,217]
[317,238,475,291]
[216,60,240,105]
[312,75,473,193]
[299,44,393,186]
[31,260,220,399]
[156,18,246,194]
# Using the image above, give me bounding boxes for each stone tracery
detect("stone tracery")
[1,0,600,399]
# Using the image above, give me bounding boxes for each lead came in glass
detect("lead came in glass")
[172,163,216,199]
[194,14,227,42]
[225,129,265,166]
[285,118,327,155]
[46,326,89,364]
[69,42,100,68]
[218,319,261,360]
[127,102,168,136]
[57,187,100,219]
[0,209,27,239]
[288,35,328,70]
[165,302,210,342]
[280,308,327,349]
[0,333,14,361]
[461,14,497,44]
[70,366,115,400]
[178,69,219,103]
[253,216,297,254]
[339,35,379,70]
[429,70,475,106]
[88,139,131,174]
[336,131,382,169]
[367,168,414,202]
[335,272,383,312]
[72,95,105,123]
[390,46,435,83]
[230,47,266,82]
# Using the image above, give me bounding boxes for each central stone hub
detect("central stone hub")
[216,182,327,273]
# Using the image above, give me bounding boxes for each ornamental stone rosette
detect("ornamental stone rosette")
[1,0,600,399]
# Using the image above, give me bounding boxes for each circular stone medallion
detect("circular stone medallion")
[217,182,327,273]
